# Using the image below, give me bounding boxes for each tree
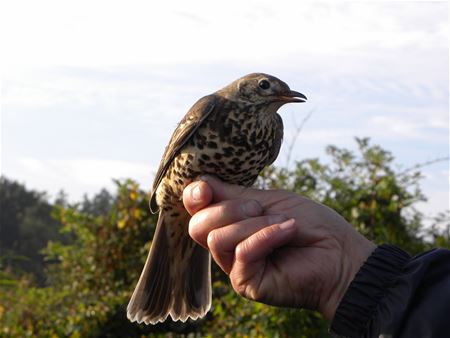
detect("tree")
[0,177,64,284]
[258,137,434,254]
[81,188,114,217]
[1,139,448,337]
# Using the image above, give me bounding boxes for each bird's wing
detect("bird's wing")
[268,113,284,165]
[149,95,217,213]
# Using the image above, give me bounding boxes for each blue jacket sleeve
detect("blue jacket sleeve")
[330,244,450,338]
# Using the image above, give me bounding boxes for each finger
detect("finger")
[188,198,263,247]
[235,218,297,265]
[229,219,297,298]
[183,180,213,216]
[200,175,275,206]
[206,214,288,273]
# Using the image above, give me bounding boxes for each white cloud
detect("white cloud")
[1,1,447,217]
[9,157,154,201]
[1,1,447,70]
[369,115,426,137]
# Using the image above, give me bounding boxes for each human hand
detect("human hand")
[183,176,376,320]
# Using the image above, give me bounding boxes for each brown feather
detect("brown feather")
[127,209,211,324]
[149,96,216,213]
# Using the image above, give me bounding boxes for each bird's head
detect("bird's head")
[218,73,307,107]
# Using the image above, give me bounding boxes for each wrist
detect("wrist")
[320,233,376,320]
[330,244,411,337]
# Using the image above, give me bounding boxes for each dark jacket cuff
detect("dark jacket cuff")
[330,244,411,337]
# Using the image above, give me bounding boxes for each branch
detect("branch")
[285,108,314,169]
[397,156,449,177]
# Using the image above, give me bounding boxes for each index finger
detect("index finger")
[200,175,275,206]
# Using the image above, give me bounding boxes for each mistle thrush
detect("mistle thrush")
[127,73,307,324]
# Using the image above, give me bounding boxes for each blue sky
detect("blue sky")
[1,0,448,220]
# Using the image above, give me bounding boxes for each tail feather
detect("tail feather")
[141,239,171,322]
[127,209,211,325]
[188,243,212,312]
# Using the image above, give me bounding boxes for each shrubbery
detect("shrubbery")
[1,139,448,337]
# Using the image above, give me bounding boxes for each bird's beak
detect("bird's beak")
[284,90,307,103]
[275,90,307,103]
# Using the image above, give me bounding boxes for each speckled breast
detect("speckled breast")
[156,104,283,209]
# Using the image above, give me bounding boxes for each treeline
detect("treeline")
[0,177,115,285]
[0,138,448,337]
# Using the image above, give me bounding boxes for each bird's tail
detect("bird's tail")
[126,209,211,325]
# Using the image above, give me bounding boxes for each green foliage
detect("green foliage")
[424,211,450,248]
[1,139,448,337]
[0,177,65,284]
[259,138,436,254]
[202,287,329,338]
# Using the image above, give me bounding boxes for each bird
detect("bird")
[127,73,307,325]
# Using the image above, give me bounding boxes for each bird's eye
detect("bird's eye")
[258,79,270,90]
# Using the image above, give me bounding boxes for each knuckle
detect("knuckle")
[230,273,256,300]
[235,240,249,262]
[241,199,263,217]
[206,229,222,252]
[255,227,273,243]
[188,215,205,242]
[230,271,248,297]
[188,224,199,242]
[232,280,248,298]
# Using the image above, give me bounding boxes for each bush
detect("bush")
[1,139,448,337]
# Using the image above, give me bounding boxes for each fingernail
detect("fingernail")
[279,218,296,230]
[241,199,262,217]
[199,175,212,182]
[268,214,288,224]
[192,184,202,201]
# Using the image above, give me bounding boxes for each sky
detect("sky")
[1,0,449,222]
